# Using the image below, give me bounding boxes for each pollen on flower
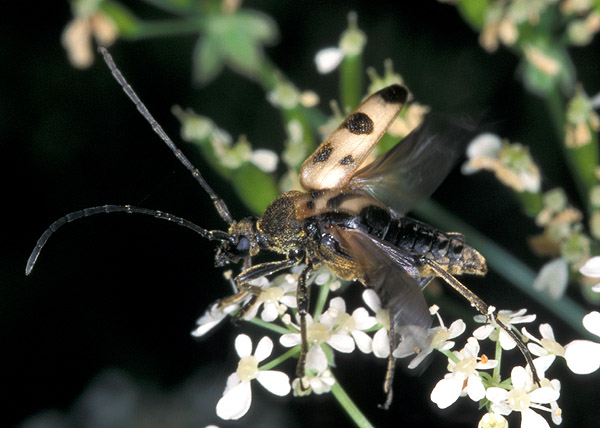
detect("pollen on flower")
[237,355,259,382]
[336,312,357,333]
[307,322,331,345]
[507,387,531,412]
[259,287,284,304]
[480,354,489,364]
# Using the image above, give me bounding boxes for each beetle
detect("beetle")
[26,46,538,408]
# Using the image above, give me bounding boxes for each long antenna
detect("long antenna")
[98,46,233,225]
[25,205,231,275]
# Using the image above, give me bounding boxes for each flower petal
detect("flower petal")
[582,311,600,337]
[466,374,486,401]
[254,336,274,362]
[372,328,390,358]
[579,256,600,277]
[521,408,550,428]
[431,376,463,409]
[261,303,279,322]
[564,340,600,374]
[279,333,301,348]
[306,345,328,372]
[511,366,528,389]
[351,330,373,353]
[235,334,253,358]
[473,324,494,340]
[216,381,252,420]
[257,370,291,396]
[528,386,560,404]
[314,47,344,74]
[328,334,355,353]
[362,289,381,312]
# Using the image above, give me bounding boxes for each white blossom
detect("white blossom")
[563,311,600,374]
[394,305,465,369]
[191,302,237,337]
[474,309,536,350]
[254,273,298,322]
[579,256,600,291]
[485,366,560,428]
[216,335,290,420]
[478,412,508,428]
[362,289,391,358]
[314,47,344,74]
[319,297,376,353]
[430,337,497,409]
[280,312,355,354]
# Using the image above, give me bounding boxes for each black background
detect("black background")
[3,1,600,427]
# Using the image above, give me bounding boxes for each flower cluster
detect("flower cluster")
[192,263,600,425]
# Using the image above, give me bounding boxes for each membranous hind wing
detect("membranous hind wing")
[350,115,477,215]
[300,85,408,190]
[330,227,432,354]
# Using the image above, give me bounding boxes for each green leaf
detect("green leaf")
[192,9,279,84]
[193,35,225,85]
[231,163,279,214]
[456,0,490,29]
[100,1,141,36]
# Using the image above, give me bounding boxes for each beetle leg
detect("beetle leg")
[421,257,541,386]
[295,263,314,385]
[379,319,397,410]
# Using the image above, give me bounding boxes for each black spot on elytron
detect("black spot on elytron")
[378,84,408,104]
[312,144,333,163]
[340,155,354,165]
[342,112,374,135]
[306,200,314,210]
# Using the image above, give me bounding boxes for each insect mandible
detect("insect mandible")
[26,46,539,408]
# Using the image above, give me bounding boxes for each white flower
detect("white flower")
[485,366,560,428]
[216,335,290,420]
[280,312,355,354]
[250,149,278,173]
[478,412,508,428]
[254,273,297,322]
[191,302,238,337]
[474,309,536,350]
[533,258,569,299]
[394,305,465,369]
[563,311,600,374]
[319,297,376,353]
[314,47,344,74]
[521,323,564,376]
[362,289,391,358]
[579,256,600,292]
[430,337,497,409]
[292,367,336,396]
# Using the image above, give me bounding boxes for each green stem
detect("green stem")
[545,89,596,208]
[127,19,204,39]
[330,372,375,428]
[248,316,291,336]
[413,199,589,337]
[492,338,502,383]
[313,277,332,318]
[260,346,299,371]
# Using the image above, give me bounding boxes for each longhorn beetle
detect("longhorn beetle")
[27,46,539,408]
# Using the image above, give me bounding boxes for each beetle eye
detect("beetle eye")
[236,236,250,252]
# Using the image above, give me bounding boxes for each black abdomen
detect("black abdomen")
[358,205,486,276]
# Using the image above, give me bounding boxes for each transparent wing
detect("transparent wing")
[330,227,431,353]
[349,115,477,215]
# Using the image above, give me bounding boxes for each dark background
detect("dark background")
[3,1,600,427]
